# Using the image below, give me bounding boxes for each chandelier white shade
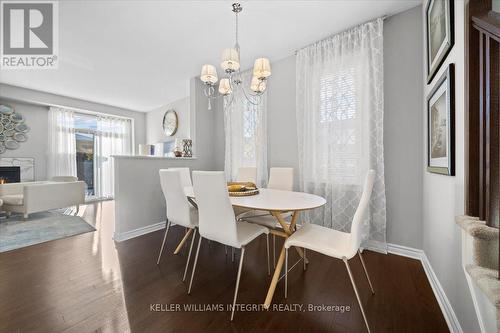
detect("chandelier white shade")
[250,76,266,92]
[200,65,218,84]
[219,78,232,95]
[253,58,271,79]
[221,48,240,72]
[199,3,271,109]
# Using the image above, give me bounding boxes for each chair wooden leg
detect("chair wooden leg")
[231,247,246,321]
[266,234,271,276]
[232,247,235,262]
[156,220,171,265]
[182,228,197,282]
[343,258,371,333]
[285,247,288,299]
[174,228,193,255]
[188,236,203,294]
[273,234,276,269]
[358,250,375,294]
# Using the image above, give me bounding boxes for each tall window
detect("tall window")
[295,18,386,250]
[75,114,96,196]
[224,70,268,186]
[242,99,258,164]
[48,107,133,199]
[317,68,361,184]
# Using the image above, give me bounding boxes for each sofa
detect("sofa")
[0,179,86,219]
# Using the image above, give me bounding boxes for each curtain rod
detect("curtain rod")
[54,105,134,122]
[294,15,388,55]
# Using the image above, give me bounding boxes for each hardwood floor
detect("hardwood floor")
[0,202,449,333]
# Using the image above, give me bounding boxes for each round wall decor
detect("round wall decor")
[0,104,29,153]
[162,109,178,136]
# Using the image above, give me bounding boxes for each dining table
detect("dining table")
[182,186,326,308]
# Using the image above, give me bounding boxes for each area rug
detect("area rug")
[0,211,96,253]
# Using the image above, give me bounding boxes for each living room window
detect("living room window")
[48,107,133,199]
[74,114,97,197]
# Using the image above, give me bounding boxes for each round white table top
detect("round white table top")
[184,187,326,212]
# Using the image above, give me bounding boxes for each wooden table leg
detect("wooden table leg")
[174,228,193,255]
[264,245,286,308]
[264,210,310,307]
[271,211,307,261]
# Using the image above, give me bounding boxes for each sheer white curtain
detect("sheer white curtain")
[224,69,268,187]
[94,116,132,198]
[47,107,77,179]
[296,18,386,251]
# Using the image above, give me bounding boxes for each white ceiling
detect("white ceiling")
[0,0,421,112]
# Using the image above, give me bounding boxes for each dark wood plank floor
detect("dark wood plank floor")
[0,202,449,333]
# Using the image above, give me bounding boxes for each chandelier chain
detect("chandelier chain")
[235,10,238,46]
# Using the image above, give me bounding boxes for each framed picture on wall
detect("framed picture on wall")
[425,0,454,83]
[427,64,455,175]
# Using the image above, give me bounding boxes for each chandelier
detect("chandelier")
[199,3,271,110]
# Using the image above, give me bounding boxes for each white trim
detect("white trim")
[387,243,423,260]
[388,243,464,333]
[113,221,166,242]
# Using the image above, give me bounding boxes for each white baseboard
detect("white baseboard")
[387,243,423,260]
[387,243,463,333]
[113,221,166,242]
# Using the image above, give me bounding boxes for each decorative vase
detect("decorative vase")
[182,139,192,157]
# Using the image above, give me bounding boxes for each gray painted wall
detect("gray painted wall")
[384,6,423,249]
[421,1,480,332]
[114,78,221,236]
[146,96,190,145]
[0,84,147,181]
[267,56,300,190]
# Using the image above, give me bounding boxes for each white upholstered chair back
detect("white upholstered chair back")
[168,167,192,187]
[236,167,257,184]
[159,169,195,228]
[267,167,294,191]
[193,171,239,247]
[348,169,375,257]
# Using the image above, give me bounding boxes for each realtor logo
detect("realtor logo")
[1,1,58,69]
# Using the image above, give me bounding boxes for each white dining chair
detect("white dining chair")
[168,167,192,187]
[236,166,257,184]
[284,170,376,333]
[267,167,294,191]
[157,169,199,283]
[234,167,258,219]
[189,171,270,321]
[241,167,294,267]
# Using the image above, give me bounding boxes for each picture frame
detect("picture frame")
[425,0,454,83]
[427,64,455,175]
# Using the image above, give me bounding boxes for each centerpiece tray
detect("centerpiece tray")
[227,182,259,197]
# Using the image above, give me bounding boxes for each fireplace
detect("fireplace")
[0,166,21,184]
